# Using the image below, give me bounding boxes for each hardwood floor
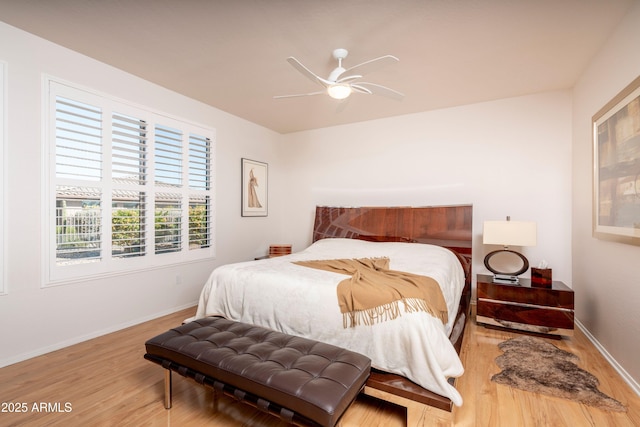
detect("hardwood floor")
[1,306,639,427]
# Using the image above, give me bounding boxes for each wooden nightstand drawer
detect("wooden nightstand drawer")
[476,274,574,337]
[477,299,574,328]
[477,280,574,309]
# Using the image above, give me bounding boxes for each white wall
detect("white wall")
[0,22,282,367]
[279,91,573,292]
[572,1,640,390]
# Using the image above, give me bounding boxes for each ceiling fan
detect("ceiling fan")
[274,48,404,101]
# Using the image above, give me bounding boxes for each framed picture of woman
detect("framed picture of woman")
[241,158,268,217]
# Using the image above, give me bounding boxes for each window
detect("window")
[45,80,215,284]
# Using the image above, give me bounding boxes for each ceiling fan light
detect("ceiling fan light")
[327,84,351,100]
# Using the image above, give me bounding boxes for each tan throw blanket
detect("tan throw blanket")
[294,257,448,328]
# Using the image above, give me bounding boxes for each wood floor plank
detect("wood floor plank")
[1,305,639,426]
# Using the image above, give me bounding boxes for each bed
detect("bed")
[193,205,473,420]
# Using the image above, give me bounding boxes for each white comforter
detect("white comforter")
[193,238,465,406]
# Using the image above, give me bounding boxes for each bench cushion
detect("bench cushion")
[145,317,371,427]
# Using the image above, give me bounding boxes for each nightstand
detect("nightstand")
[476,273,574,337]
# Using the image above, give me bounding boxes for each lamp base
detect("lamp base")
[483,249,529,284]
[493,274,520,285]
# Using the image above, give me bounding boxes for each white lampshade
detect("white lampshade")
[327,84,351,100]
[483,220,537,247]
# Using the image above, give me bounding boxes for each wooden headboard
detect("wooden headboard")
[312,204,473,265]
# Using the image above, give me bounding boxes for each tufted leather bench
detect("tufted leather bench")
[144,317,371,427]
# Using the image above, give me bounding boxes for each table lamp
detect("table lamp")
[483,216,537,284]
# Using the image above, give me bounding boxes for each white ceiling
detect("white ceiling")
[0,0,635,134]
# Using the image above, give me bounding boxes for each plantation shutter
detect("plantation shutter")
[189,133,210,190]
[188,133,211,249]
[55,97,102,181]
[155,125,182,187]
[189,194,211,249]
[155,193,182,254]
[111,191,146,258]
[111,113,148,258]
[112,113,148,185]
[54,97,103,265]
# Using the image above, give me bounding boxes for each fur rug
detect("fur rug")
[491,336,626,412]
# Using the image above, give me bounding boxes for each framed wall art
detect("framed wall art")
[241,158,268,217]
[592,75,640,245]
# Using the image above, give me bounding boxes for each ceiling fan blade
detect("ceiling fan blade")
[350,84,372,95]
[336,74,362,84]
[286,57,330,87]
[351,82,404,100]
[273,91,325,99]
[342,55,399,78]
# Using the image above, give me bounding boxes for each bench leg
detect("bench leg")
[164,369,172,409]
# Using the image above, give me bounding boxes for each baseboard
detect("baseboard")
[0,302,197,368]
[576,319,640,397]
